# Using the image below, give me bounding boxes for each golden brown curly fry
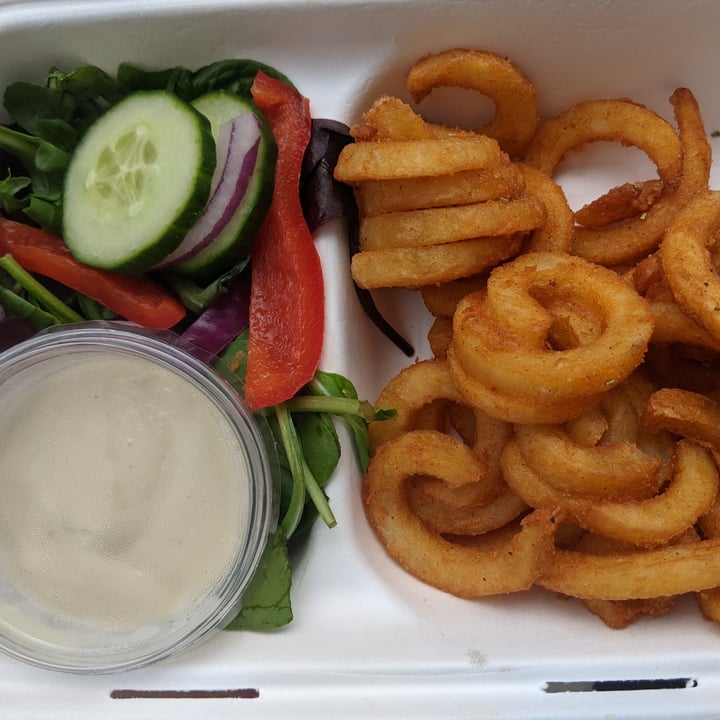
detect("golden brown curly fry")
[447,252,654,423]
[407,48,539,156]
[363,430,554,597]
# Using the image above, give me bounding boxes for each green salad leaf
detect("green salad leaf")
[226,531,293,631]
[0,173,31,215]
[0,59,292,232]
[0,254,82,325]
[218,332,394,630]
[0,58,393,635]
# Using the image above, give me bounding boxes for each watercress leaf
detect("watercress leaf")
[219,338,301,540]
[278,465,305,540]
[218,327,249,383]
[0,285,58,329]
[164,259,249,314]
[0,265,13,289]
[23,195,61,231]
[3,82,69,135]
[305,370,392,473]
[294,411,340,487]
[0,254,83,323]
[116,63,195,100]
[33,139,70,173]
[34,118,79,152]
[275,404,311,537]
[0,128,65,229]
[46,65,127,105]
[26,167,63,202]
[16,65,126,148]
[313,369,359,399]
[373,407,398,421]
[162,273,213,315]
[272,435,294,523]
[76,293,114,321]
[4,87,84,152]
[225,531,293,631]
[0,125,40,170]
[344,414,373,474]
[0,174,31,215]
[74,100,105,129]
[291,503,320,540]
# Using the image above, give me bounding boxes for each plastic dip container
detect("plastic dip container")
[0,323,275,674]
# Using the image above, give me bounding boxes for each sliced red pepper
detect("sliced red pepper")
[245,72,324,409]
[0,218,186,329]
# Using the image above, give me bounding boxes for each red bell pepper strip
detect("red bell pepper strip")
[245,72,324,409]
[0,218,186,329]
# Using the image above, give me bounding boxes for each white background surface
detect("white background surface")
[1,0,720,717]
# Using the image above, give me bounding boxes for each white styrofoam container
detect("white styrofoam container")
[2,0,720,717]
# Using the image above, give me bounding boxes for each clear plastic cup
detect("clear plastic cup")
[0,322,275,674]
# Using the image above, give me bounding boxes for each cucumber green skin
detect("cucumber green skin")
[174,92,277,280]
[62,90,217,276]
[190,91,256,137]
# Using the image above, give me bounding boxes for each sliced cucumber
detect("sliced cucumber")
[171,91,276,279]
[193,91,258,137]
[62,90,216,275]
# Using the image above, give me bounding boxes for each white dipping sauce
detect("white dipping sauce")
[0,350,249,635]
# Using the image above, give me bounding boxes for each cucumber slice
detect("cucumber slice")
[171,91,276,279]
[193,91,258,136]
[62,90,216,274]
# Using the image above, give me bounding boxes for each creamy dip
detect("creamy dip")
[0,349,250,635]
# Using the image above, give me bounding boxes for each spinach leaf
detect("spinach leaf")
[225,530,293,631]
[117,58,293,104]
[191,59,294,99]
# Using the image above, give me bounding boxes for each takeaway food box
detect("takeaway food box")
[1,0,720,717]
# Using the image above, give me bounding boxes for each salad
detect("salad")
[0,58,396,630]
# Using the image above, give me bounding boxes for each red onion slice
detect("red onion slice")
[155,111,262,269]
